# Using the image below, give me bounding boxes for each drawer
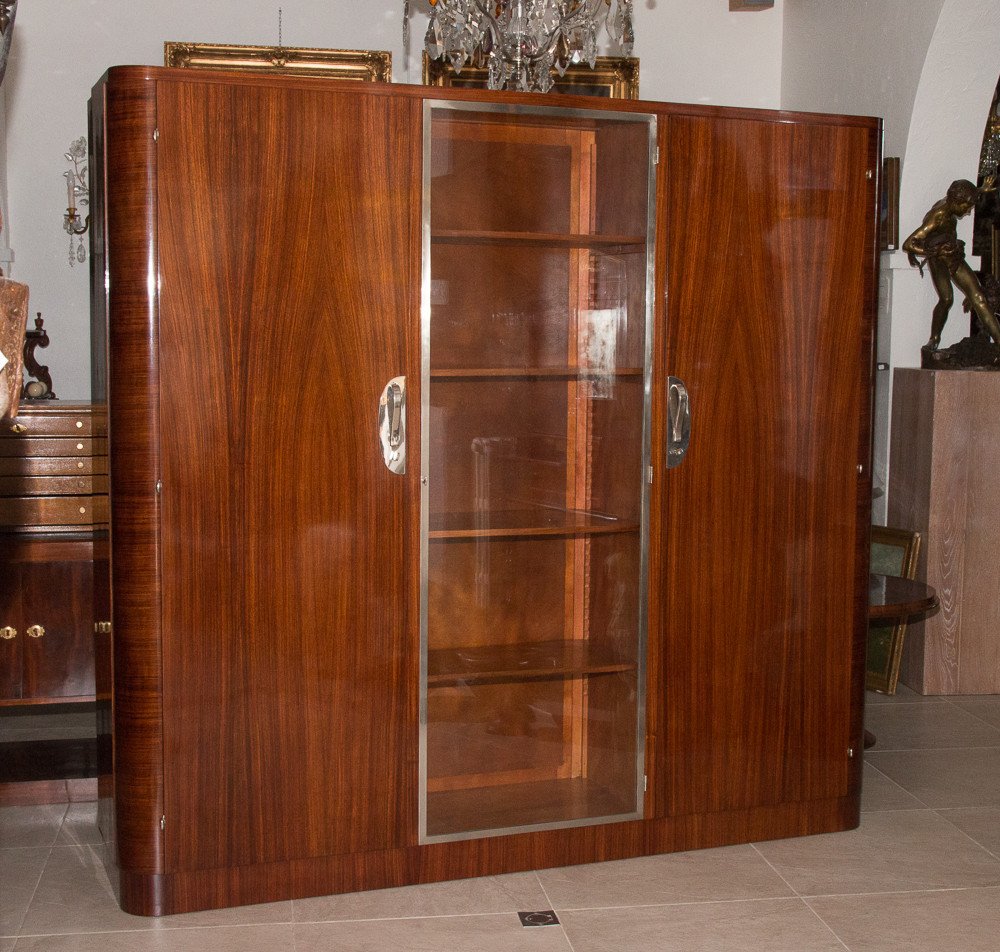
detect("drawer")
[1,404,107,439]
[0,495,109,528]
[0,437,108,458]
[0,474,109,497]
[0,455,108,478]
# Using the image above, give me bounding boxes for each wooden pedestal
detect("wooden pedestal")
[889,368,1000,694]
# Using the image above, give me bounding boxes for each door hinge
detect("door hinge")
[160,814,166,831]
[654,146,660,166]
[647,465,654,485]
[643,774,648,792]
[153,128,159,142]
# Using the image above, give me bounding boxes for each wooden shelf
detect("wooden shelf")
[426,776,636,837]
[431,366,644,380]
[432,229,646,252]
[427,638,635,688]
[428,508,638,540]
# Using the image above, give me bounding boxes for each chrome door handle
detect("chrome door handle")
[378,376,407,475]
[666,376,691,469]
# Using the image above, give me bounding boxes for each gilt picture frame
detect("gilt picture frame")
[164,43,391,82]
[422,54,639,100]
[880,157,901,251]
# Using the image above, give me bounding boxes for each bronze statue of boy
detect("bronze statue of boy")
[903,176,1000,352]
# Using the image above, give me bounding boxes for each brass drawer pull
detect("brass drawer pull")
[0,626,16,640]
[9,423,27,434]
[27,624,45,638]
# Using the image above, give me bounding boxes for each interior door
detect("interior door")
[653,113,877,816]
[154,78,421,870]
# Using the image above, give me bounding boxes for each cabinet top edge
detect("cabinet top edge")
[92,65,882,131]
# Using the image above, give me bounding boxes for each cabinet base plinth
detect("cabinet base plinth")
[112,796,859,916]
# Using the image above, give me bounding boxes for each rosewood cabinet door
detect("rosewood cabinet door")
[154,80,421,871]
[652,114,877,817]
[0,564,22,700]
[20,558,96,699]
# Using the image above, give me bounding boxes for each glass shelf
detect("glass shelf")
[431,229,646,253]
[428,508,639,540]
[427,638,636,688]
[425,776,636,838]
[430,367,644,380]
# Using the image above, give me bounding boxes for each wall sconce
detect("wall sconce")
[63,136,89,267]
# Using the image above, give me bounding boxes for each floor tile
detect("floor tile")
[11,924,296,951]
[293,872,550,922]
[0,805,67,849]
[867,747,1000,808]
[54,802,103,848]
[559,899,844,952]
[294,914,572,952]
[865,684,945,705]
[754,809,1000,896]
[537,846,793,910]
[864,702,1000,749]
[951,696,1000,730]
[808,886,1000,952]
[0,848,48,936]
[17,846,293,936]
[2,938,14,952]
[938,807,1000,859]
[861,763,925,811]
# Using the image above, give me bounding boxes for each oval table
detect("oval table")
[864,574,939,749]
[869,574,938,621]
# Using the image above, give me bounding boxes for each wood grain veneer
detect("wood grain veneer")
[654,113,877,817]
[100,72,165,877]
[151,78,421,871]
[115,792,857,916]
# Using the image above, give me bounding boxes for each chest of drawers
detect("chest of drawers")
[0,403,107,705]
[0,403,108,532]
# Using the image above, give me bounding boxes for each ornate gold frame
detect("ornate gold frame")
[164,43,391,82]
[422,54,639,100]
[866,526,922,695]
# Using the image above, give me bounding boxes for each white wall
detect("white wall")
[781,0,945,160]
[2,0,783,399]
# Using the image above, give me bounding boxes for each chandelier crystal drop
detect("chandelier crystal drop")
[420,0,634,93]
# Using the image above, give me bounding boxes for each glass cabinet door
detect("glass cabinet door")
[420,101,656,842]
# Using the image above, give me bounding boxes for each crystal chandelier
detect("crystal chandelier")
[416,0,634,93]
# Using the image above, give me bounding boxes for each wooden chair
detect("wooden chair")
[866,525,921,694]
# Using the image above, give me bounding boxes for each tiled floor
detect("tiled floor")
[3,686,1000,950]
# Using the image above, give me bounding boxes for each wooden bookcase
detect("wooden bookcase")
[90,68,879,915]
